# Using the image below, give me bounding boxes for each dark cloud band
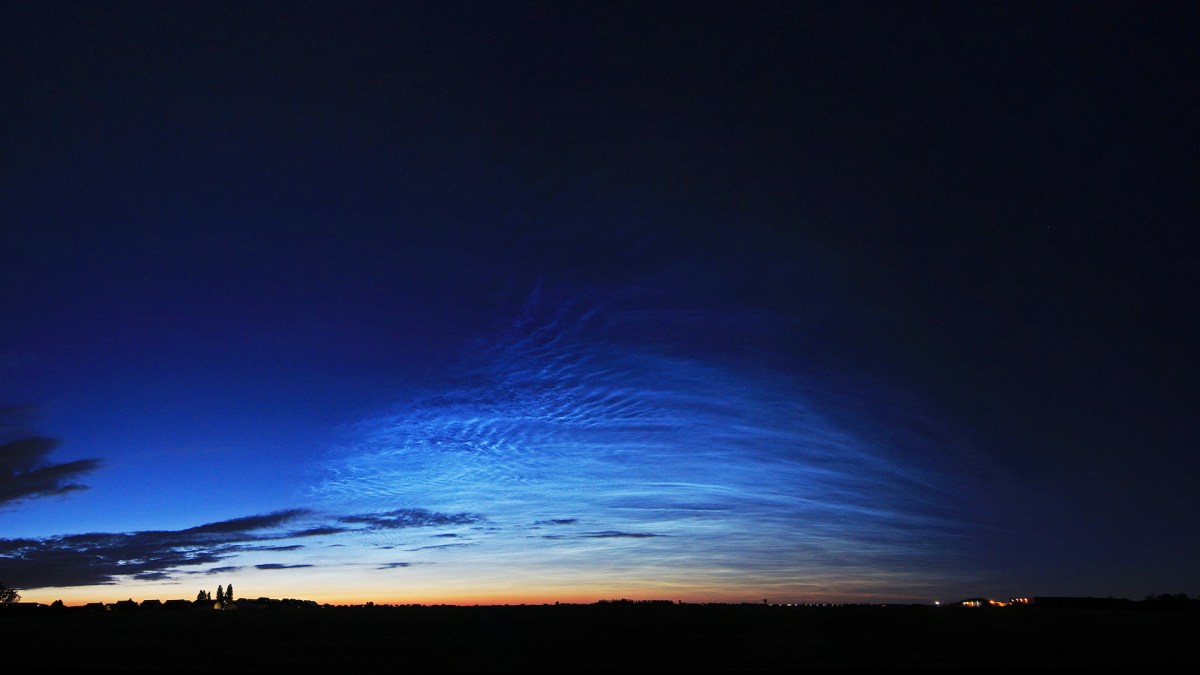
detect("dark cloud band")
[1,436,101,507]
[0,507,478,589]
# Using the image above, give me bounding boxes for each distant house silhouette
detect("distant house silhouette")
[4,602,47,613]
[235,597,269,611]
[140,599,162,610]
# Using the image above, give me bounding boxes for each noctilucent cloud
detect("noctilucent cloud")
[1,278,1004,604]
[311,287,994,602]
[2,2,1196,604]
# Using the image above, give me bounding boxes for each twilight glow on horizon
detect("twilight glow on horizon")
[2,3,1196,606]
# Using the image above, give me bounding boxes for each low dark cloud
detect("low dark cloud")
[0,509,312,588]
[183,510,310,536]
[285,526,352,538]
[205,566,243,575]
[0,506,492,589]
[404,542,475,552]
[582,531,664,539]
[542,530,665,540]
[433,533,458,538]
[339,508,481,530]
[534,518,578,526]
[378,562,411,569]
[1,436,101,507]
[132,571,173,581]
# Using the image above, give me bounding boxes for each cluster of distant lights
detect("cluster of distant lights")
[934,597,1031,607]
[774,603,849,607]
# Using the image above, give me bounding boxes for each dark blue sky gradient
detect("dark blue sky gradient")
[2,1,1197,603]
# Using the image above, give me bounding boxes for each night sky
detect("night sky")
[2,1,1197,605]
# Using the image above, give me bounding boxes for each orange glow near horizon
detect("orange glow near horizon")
[17,580,935,607]
[18,582,765,607]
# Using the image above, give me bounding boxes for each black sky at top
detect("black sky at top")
[3,1,1198,578]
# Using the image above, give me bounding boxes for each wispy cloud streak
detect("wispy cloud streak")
[313,290,996,599]
[0,507,479,589]
[338,508,480,530]
[1,434,101,507]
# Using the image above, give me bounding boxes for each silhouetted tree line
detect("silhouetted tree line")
[196,584,235,604]
[595,599,675,605]
[1143,593,1200,611]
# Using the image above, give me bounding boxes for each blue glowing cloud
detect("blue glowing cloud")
[312,289,998,600]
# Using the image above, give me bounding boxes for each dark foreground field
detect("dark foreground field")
[5,603,1198,671]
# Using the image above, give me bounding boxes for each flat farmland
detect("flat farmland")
[4,604,1198,672]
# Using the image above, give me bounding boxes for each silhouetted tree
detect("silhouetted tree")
[197,589,209,602]
[226,583,234,602]
[216,585,225,603]
[1145,592,1193,610]
[0,582,19,604]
